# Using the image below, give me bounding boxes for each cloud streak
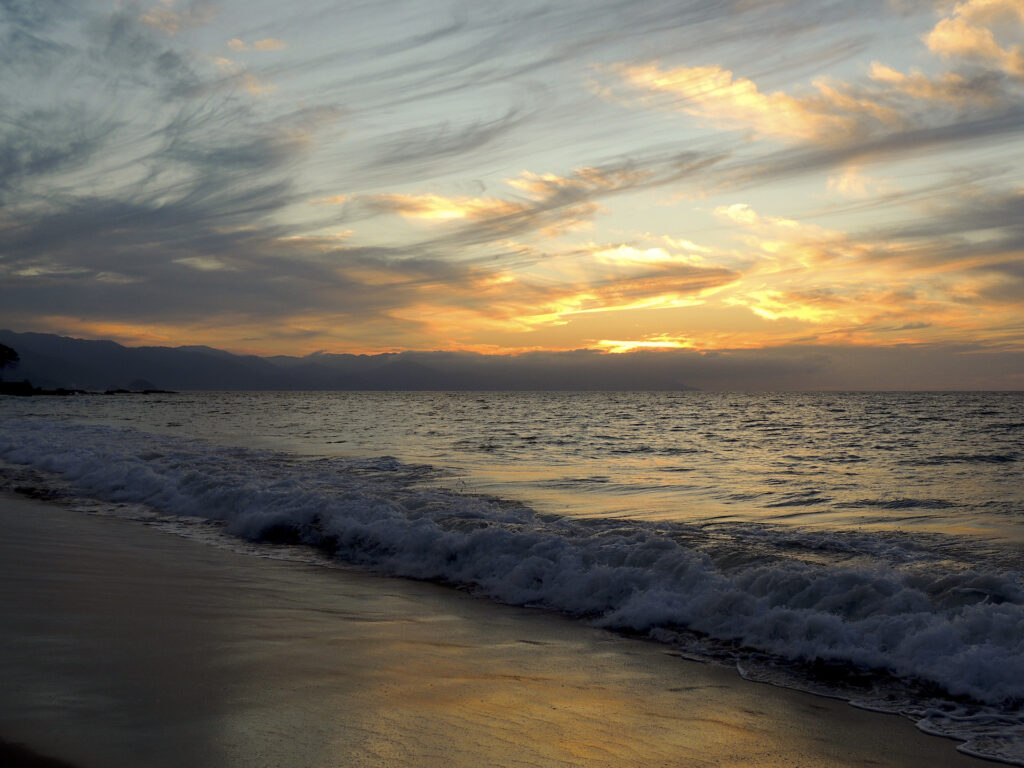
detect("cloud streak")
[0,0,1021,386]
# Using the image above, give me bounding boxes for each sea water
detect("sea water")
[1,391,1022,762]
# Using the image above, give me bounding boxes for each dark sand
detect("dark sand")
[0,494,996,767]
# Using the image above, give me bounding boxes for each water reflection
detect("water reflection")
[4,391,1022,540]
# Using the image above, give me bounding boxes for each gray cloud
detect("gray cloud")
[817,186,1024,286]
[84,8,204,98]
[0,105,114,203]
[0,139,492,330]
[880,188,1024,242]
[0,213,444,327]
[0,26,69,73]
[0,1,79,76]
[1,0,74,28]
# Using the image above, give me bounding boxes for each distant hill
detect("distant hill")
[0,330,697,391]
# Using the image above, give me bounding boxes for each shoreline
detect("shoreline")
[0,492,1000,767]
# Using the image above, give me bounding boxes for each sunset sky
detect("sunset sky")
[1,0,1022,380]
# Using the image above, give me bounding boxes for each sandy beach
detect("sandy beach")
[0,493,996,768]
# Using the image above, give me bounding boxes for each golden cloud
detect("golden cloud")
[713,204,870,271]
[868,62,1003,106]
[604,32,1022,147]
[595,331,771,353]
[507,166,652,199]
[254,38,287,51]
[926,0,1024,78]
[725,288,857,324]
[702,198,1024,350]
[368,193,526,222]
[827,166,895,199]
[597,336,696,353]
[366,237,739,343]
[606,63,863,142]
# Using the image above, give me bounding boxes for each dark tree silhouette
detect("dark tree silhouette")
[0,343,30,393]
[0,343,18,374]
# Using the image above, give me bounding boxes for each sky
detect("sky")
[1,0,1022,386]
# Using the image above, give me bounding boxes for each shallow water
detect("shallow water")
[5,391,1022,536]
[1,391,1022,763]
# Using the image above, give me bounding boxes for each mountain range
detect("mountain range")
[4,330,1019,391]
[0,330,696,391]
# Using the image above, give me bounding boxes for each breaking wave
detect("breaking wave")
[1,416,1022,764]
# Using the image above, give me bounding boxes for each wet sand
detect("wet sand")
[0,493,995,767]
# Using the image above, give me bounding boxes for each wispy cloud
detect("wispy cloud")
[354,164,651,242]
[364,108,529,177]
[347,154,721,250]
[0,104,114,204]
[0,0,1021,381]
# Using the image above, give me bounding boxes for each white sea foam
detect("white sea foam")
[2,416,1023,763]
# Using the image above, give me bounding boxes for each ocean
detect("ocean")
[1,391,1022,763]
